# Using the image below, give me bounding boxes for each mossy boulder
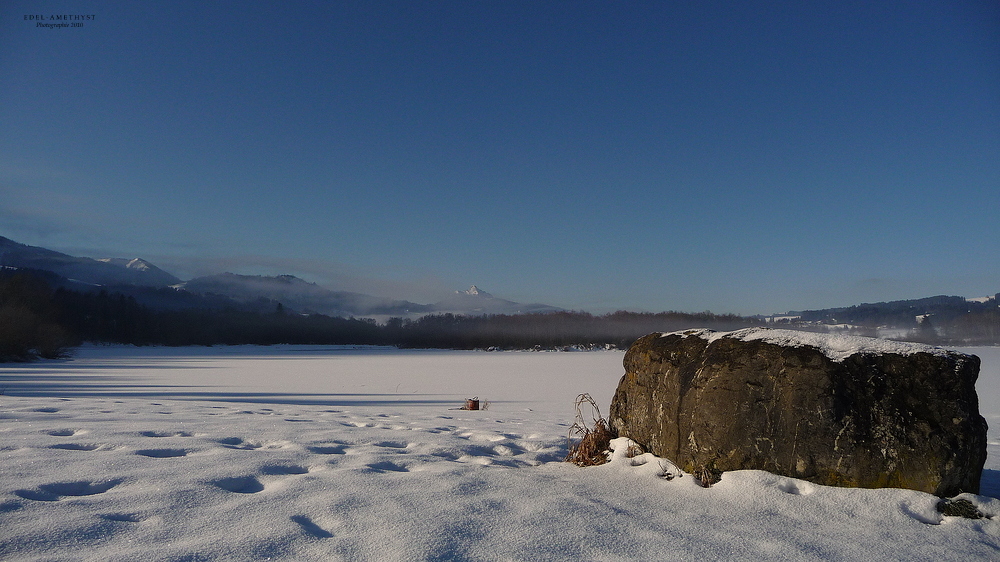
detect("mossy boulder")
[608,328,987,496]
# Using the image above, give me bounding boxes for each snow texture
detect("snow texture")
[1,345,998,560]
[666,327,957,362]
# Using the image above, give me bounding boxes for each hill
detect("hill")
[0,236,180,287]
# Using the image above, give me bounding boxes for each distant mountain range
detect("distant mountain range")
[784,293,1000,330]
[0,236,180,287]
[3,235,995,327]
[180,273,425,317]
[0,236,562,318]
[180,275,563,317]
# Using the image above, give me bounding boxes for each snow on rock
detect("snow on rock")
[665,327,957,362]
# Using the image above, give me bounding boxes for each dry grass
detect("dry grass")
[693,465,723,488]
[565,393,615,467]
[657,459,683,481]
[624,443,643,458]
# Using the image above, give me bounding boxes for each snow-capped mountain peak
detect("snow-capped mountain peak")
[96,257,152,271]
[89,257,180,285]
[458,285,493,298]
[0,236,181,287]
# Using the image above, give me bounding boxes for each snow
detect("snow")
[1,345,998,560]
[457,285,492,298]
[95,258,150,271]
[667,327,957,362]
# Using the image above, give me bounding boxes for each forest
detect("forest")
[0,269,756,361]
[2,269,998,362]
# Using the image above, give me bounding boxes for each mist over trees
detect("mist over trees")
[787,294,1000,346]
[385,310,755,350]
[2,269,998,362]
[0,270,759,359]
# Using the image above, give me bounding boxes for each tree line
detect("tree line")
[795,294,1000,346]
[6,269,997,362]
[0,271,77,361]
[0,270,759,361]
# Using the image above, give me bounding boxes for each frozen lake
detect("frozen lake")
[0,345,628,415]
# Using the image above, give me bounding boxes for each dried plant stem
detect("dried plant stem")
[565,393,614,467]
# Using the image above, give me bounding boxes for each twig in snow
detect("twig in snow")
[565,393,614,467]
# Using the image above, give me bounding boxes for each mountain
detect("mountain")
[0,236,564,318]
[793,294,999,327]
[181,273,431,317]
[458,285,491,297]
[0,236,180,287]
[180,276,565,318]
[95,257,181,287]
[427,285,564,315]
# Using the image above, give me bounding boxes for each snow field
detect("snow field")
[1,346,998,560]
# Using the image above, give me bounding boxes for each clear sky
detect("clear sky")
[2,1,998,315]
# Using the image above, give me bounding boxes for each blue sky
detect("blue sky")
[2,1,998,315]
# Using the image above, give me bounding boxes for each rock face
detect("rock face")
[608,328,987,496]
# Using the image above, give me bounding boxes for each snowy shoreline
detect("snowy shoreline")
[1,346,998,560]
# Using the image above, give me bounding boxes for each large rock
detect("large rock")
[608,328,987,496]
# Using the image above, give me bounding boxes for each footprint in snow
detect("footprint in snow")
[517,441,547,452]
[46,429,84,437]
[365,461,410,473]
[211,476,265,494]
[0,501,24,513]
[135,448,189,458]
[307,445,347,455]
[100,513,144,523]
[48,443,104,451]
[217,437,263,450]
[430,450,462,461]
[260,464,310,475]
[291,515,333,538]
[140,431,193,438]
[492,444,518,456]
[15,479,123,502]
